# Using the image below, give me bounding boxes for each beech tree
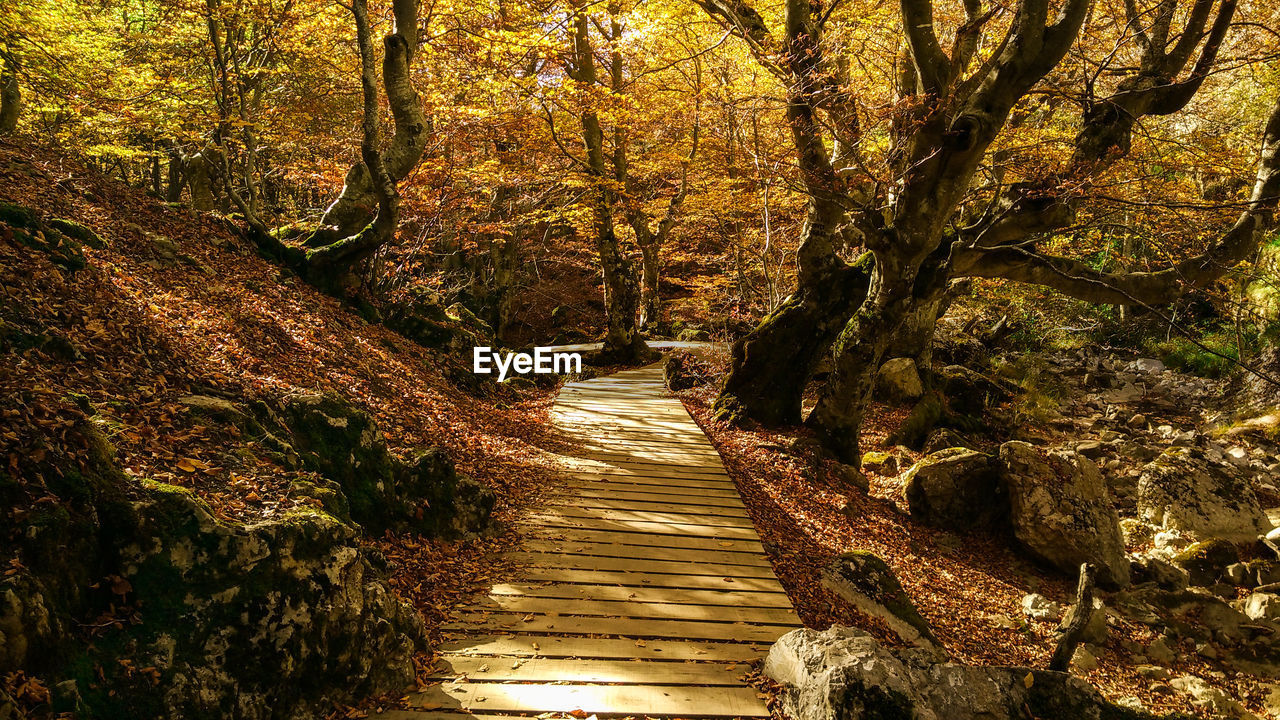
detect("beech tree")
[697,0,1280,462]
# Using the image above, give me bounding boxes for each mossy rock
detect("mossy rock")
[0,202,38,229]
[1171,538,1239,587]
[48,218,106,249]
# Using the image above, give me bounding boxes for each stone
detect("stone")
[1075,441,1105,459]
[1136,665,1170,680]
[901,448,1005,532]
[1170,539,1240,587]
[279,393,493,537]
[999,442,1131,588]
[1060,599,1109,645]
[1021,593,1064,621]
[936,364,1012,416]
[874,357,924,403]
[765,625,1164,720]
[1132,358,1166,374]
[822,552,939,649]
[1138,448,1272,543]
[1242,592,1280,621]
[921,427,973,454]
[1071,645,1099,672]
[859,451,898,475]
[1169,675,1260,719]
[838,464,871,493]
[1146,637,1176,665]
[1127,413,1148,429]
[1128,556,1188,591]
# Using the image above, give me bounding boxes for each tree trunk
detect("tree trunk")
[316,5,429,239]
[805,278,916,464]
[0,51,19,135]
[187,151,216,212]
[568,7,648,364]
[638,239,660,330]
[165,149,184,202]
[713,200,871,425]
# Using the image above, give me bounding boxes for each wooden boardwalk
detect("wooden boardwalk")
[384,365,797,719]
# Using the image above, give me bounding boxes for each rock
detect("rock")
[279,393,493,537]
[900,448,1006,532]
[1061,599,1109,645]
[999,442,1131,588]
[936,364,1013,417]
[1129,556,1189,591]
[765,625,1159,720]
[3,421,426,719]
[921,427,973,454]
[822,552,939,649]
[1127,413,1148,429]
[859,451,898,475]
[114,481,426,719]
[1137,448,1273,542]
[178,394,248,424]
[1133,358,1166,374]
[1137,664,1171,680]
[1169,675,1260,719]
[837,464,871,494]
[1021,593,1064,621]
[1242,592,1280,621]
[1146,637,1176,665]
[47,218,106,249]
[1075,441,1105,459]
[874,357,924,403]
[1071,645,1098,672]
[1170,539,1240,587]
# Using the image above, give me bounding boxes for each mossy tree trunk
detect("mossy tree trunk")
[0,48,19,135]
[713,203,871,425]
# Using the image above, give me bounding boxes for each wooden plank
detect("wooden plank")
[536,505,757,529]
[462,595,797,625]
[518,528,766,553]
[443,612,791,642]
[517,567,786,592]
[518,540,773,567]
[558,487,747,508]
[556,497,752,519]
[429,657,754,685]
[559,465,733,483]
[437,635,768,662]
[563,473,740,492]
[407,681,769,717]
[571,453,727,471]
[524,513,762,540]
[564,479,743,499]
[487,583,792,608]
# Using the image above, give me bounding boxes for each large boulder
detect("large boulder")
[3,423,427,719]
[999,442,1130,589]
[765,626,1167,720]
[1137,448,1272,543]
[901,448,1005,531]
[98,482,426,719]
[280,393,494,537]
[874,357,924,403]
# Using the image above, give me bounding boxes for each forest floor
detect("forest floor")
[677,344,1279,717]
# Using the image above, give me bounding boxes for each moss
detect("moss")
[48,218,106,249]
[0,201,38,229]
[1171,539,1239,586]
